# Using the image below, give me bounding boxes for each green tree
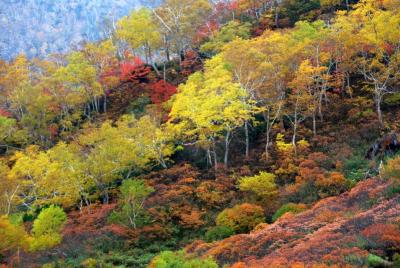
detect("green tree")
[112,179,154,228]
[29,205,67,251]
[200,20,251,56]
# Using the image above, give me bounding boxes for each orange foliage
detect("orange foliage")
[216,203,265,233]
[178,209,205,229]
[196,180,231,208]
[362,223,400,250]
[314,209,343,223]
[63,203,117,236]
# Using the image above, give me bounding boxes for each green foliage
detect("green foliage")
[216,203,265,233]
[367,254,387,267]
[384,182,400,199]
[272,203,307,222]
[116,7,161,62]
[343,154,370,182]
[127,95,151,117]
[200,21,251,55]
[149,250,218,268]
[30,205,67,251]
[109,179,154,228]
[384,92,400,106]
[281,0,321,24]
[344,254,367,266]
[393,253,400,267]
[205,226,234,242]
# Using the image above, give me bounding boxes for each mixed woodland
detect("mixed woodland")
[1,0,400,267]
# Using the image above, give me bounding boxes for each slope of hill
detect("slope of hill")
[1,0,400,267]
[187,177,400,267]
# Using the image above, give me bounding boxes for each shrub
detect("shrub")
[109,179,154,228]
[149,250,218,268]
[272,203,307,222]
[205,226,234,242]
[361,223,400,250]
[29,205,67,251]
[238,172,278,200]
[81,258,98,268]
[216,203,265,233]
[367,254,388,267]
[0,216,29,256]
[343,154,369,182]
[382,156,400,180]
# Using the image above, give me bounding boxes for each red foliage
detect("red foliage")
[63,203,117,236]
[187,178,400,267]
[119,57,151,84]
[195,19,220,44]
[0,108,12,117]
[180,50,203,76]
[48,123,59,137]
[362,223,400,250]
[148,80,177,104]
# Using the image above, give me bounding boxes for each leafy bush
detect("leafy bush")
[81,258,98,268]
[29,205,67,251]
[238,172,278,200]
[149,250,218,268]
[109,179,154,228]
[216,203,265,233]
[0,216,29,256]
[343,154,369,182]
[205,226,234,242]
[367,254,387,267]
[382,156,400,180]
[272,203,307,222]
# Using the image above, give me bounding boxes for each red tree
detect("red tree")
[148,80,177,104]
[119,57,151,84]
[180,51,203,76]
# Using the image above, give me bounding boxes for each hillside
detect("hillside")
[187,177,400,267]
[1,0,400,267]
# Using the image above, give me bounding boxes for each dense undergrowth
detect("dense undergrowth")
[1,0,400,267]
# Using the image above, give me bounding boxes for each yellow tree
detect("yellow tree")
[223,30,293,159]
[290,59,331,136]
[83,40,119,112]
[287,67,315,149]
[79,115,175,203]
[53,52,103,116]
[117,8,162,64]
[333,0,400,126]
[0,55,31,119]
[169,54,258,168]
[8,143,87,209]
[291,20,333,122]
[0,160,20,215]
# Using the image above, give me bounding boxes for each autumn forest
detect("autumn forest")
[1,0,400,267]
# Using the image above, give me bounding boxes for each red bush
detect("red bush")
[148,80,177,104]
[119,57,151,83]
